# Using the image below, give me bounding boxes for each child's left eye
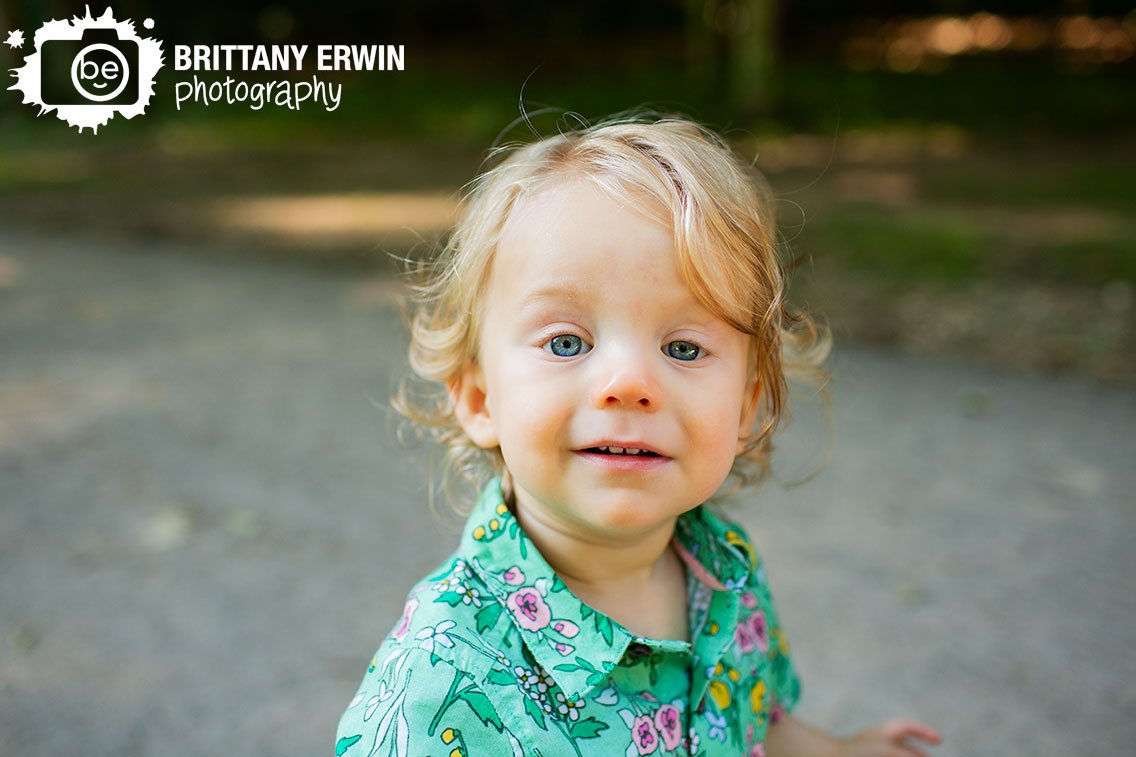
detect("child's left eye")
[665,340,701,361]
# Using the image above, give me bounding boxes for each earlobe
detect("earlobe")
[450,364,499,449]
[737,377,763,448]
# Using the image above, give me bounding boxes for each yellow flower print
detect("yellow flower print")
[725,530,756,569]
[708,680,732,709]
[441,727,465,757]
[771,628,790,656]
[707,621,719,635]
[727,668,740,683]
[750,679,766,715]
[472,511,508,542]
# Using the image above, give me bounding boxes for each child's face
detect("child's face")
[453,177,760,540]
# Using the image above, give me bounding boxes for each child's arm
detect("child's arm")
[766,713,942,757]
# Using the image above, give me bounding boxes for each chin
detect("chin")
[588,494,679,534]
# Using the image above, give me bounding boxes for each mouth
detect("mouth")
[573,441,671,471]
[580,445,663,458]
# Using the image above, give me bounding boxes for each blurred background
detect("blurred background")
[1,1,1133,755]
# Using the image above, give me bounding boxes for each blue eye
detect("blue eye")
[665,340,701,361]
[544,334,590,357]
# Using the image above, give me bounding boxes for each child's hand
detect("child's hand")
[839,719,942,757]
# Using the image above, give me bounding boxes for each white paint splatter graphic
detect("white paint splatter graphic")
[8,7,163,133]
[4,29,24,49]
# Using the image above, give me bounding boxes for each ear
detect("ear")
[736,375,763,454]
[450,363,499,449]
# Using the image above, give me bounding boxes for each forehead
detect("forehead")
[476,178,738,337]
[504,173,669,238]
[490,178,671,290]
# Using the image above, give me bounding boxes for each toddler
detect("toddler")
[336,114,941,756]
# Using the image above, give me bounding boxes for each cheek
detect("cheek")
[488,357,574,447]
[695,395,749,464]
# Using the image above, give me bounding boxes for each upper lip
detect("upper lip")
[576,440,668,457]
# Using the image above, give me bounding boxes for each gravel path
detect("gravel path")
[1,232,1132,756]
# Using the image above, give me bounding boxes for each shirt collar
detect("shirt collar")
[459,477,754,700]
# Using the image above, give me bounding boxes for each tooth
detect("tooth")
[609,446,624,454]
[597,446,608,452]
[626,448,640,455]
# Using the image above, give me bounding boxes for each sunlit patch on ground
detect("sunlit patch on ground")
[209,192,459,244]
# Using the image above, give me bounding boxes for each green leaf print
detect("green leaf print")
[437,591,468,607]
[523,694,548,729]
[594,614,614,646]
[459,689,505,732]
[568,718,609,740]
[585,670,607,687]
[577,605,615,646]
[334,734,361,756]
[485,667,515,686]
[476,601,504,633]
[553,657,598,675]
[428,667,470,737]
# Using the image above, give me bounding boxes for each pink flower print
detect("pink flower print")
[769,703,786,724]
[391,598,419,639]
[747,611,768,652]
[654,704,683,751]
[741,591,758,609]
[502,566,525,585]
[749,745,766,757]
[631,714,660,754]
[507,587,551,631]
[735,618,757,654]
[553,642,575,656]
[552,619,580,638]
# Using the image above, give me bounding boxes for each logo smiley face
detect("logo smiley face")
[70,42,129,102]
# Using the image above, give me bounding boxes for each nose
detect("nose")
[591,348,659,411]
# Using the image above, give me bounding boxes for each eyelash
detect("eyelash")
[540,334,705,361]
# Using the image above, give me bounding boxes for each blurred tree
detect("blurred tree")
[687,0,781,120]
[732,0,779,116]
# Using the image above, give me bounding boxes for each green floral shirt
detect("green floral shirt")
[336,479,800,757]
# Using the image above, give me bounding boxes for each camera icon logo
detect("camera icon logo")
[42,27,138,105]
[8,7,164,133]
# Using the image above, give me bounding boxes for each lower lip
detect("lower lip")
[573,450,672,471]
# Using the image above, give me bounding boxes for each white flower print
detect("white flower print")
[415,620,457,654]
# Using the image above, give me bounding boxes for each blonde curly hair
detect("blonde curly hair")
[394,111,832,510]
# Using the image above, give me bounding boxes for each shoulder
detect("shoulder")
[379,552,510,683]
[336,644,522,757]
[704,508,782,604]
[336,555,526,756]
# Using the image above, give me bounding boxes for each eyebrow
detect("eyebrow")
[516,285,583,312]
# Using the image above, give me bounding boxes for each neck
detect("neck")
[510,493,678,596]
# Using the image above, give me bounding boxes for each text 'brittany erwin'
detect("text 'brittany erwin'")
[172,44,405,72]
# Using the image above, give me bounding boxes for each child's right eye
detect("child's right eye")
[543,334,591,357]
